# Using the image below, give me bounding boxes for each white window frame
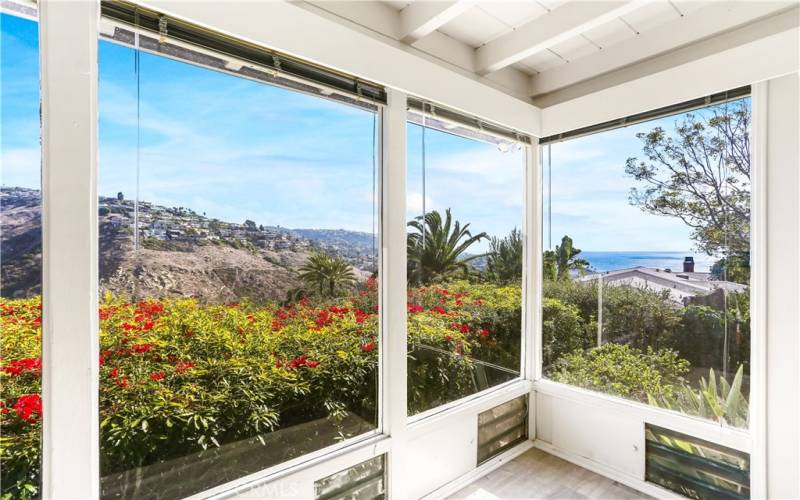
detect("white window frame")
[530,88,767,498]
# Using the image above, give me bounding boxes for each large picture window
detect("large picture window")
[541,96,752,429]
[406,114,524,415]
[96,33,380,497]
[1,11,43,499]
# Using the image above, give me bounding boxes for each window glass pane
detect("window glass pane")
[98,39,379,497]
[542,97,751,428]
[407,120,524,415]
[1,11,43,498]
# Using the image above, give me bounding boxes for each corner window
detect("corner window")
[541,96,752,429]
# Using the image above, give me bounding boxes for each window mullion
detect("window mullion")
[39,0,100,497]
[380,88,408,499]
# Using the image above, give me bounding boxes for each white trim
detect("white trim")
[749,80,769,500]
[381,88,409,500]
[540,24,799,137]
[39,1,100,497]
[136,0,542,136]
[532,440,685,500]
[534,380,751,454]
[421,440,536,500]
[408,379,533,438]
[199,434,391,499]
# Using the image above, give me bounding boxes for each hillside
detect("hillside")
[1,187,376,302]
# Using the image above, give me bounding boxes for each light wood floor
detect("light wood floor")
[448,448,652,500]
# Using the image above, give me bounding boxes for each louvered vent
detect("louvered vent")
[314,454,385,500]
[645,424,750,499]
[477,395,528,464]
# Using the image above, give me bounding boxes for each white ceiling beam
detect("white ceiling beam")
[475,0,646,75]
[399,0,476,44]
[529,1,798,97]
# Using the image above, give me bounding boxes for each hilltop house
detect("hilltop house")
[578,266,748,305]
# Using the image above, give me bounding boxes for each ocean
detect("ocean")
[580,251,717,273]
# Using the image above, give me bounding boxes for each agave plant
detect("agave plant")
[649,364,748,428]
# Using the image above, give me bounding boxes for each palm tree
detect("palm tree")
[407,209,488,285]
[486,228,523,284]
[553,235,589,280]
[298,251,356,297]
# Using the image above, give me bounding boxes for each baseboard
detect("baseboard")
[532,440,681,499]
[421,440,536,500]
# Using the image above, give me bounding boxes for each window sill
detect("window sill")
[408,378,533,438]
[533,378,750,452]
[197,431,390,500]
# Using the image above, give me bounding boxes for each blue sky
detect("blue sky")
[2,13,723,252]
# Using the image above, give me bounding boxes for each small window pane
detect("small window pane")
[315,454,386,500]
[542,97,752,428]
[477,395,528,464]
[646,424,750,499]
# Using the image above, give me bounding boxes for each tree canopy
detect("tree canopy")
[407,209,487,285]
[625,98,750,258]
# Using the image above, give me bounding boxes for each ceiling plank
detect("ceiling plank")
[399,0,476,44]
[529,1,797,97]
[475,0,645,75]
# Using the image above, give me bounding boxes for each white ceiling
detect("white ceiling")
[304,0,798,101]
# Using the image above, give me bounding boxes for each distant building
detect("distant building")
[577,266,747,305]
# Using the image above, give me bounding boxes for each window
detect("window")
[541,96,752,429]
[97,31,380,497]
[1,11,43,499]
[406,113,524,415]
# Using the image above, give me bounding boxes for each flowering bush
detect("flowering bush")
[0,282,522,498]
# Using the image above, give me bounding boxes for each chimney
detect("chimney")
[683,256,695,273]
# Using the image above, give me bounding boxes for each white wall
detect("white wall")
[764,72,800,500]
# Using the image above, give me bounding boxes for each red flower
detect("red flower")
[407,303,424,314]
[306,360,320,368]
[354,309,369,324]
[479,328,491,338]
[275,360,284,368]
[2,358,42,377]
[451,323,470,334]
[115,377,129,389]
[139,321,155,332]
[430,306,447,315]
[315,310,333,329]
[445,335,454,342]
[0,401,7,415]
[131,343,154,354]
[455,299,464,307]
[121,322,137,331]
[174,361,194,373]
[361,342,377,353]
[109,367,119,379]
[31,316,42,327]
[13,394,42,423]
[136,300,165,316]
[473,299,483,306]
[329,306,349,315]
[288,355,307,369]
[150,371,166,381]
